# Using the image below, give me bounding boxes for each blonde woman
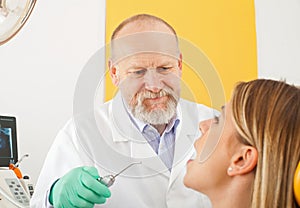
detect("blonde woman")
[184,79,300,208]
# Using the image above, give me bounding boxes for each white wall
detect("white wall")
[0,0,106,184]
[255,0,300,85]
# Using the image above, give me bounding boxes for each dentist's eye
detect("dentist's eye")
[157,66,172,74]
[134,69,147,75]
[128,69,147,78]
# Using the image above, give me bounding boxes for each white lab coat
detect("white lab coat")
[31,93,214,208]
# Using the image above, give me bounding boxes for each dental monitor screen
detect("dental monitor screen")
[0,116,18,167]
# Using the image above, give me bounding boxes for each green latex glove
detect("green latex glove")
[49,166,111,208]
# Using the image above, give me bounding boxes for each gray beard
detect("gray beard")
[129,88,179,125]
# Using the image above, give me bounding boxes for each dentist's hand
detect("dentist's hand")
[49,166,111,208]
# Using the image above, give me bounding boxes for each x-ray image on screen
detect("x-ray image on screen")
[0,127,13,158]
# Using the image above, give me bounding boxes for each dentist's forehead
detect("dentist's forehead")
[110,20,180,64]
[110,32,180,64]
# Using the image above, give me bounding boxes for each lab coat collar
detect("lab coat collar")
[109,92,169,177]
[110,92,142,142]
[109,92,198,179]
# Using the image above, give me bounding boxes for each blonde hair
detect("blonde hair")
[231,79,300,208]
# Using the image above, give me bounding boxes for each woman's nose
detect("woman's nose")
[199,119,213,134]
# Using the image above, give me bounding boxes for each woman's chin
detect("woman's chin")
[183,174,193,189]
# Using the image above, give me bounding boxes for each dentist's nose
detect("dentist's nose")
[144,70,163,93]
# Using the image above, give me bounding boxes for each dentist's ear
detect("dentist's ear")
[177,53,183,77]
[227,146,258,176]
[178,53,183,69]
[108,60,120,86]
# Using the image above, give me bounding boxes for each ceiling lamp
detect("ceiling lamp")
[0,0,36,45]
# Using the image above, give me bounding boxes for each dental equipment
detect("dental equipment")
[97,161,142,187]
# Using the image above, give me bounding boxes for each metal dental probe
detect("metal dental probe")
[97,161,142,187]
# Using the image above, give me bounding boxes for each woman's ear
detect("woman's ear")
[108,60,120,86]
[227,146,258,176]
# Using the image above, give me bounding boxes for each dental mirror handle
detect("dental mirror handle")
[113,161,141,178]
